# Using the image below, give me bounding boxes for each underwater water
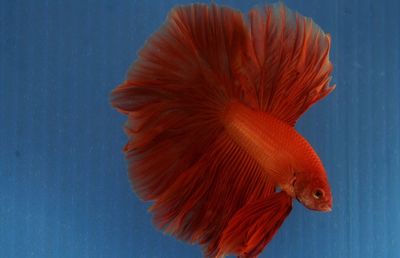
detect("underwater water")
[1,0,400,257]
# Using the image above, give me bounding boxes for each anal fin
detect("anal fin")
[217,192,292,257]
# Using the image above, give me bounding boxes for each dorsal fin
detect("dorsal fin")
[246,3,335,125]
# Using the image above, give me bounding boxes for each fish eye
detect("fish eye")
[313,189,324,200]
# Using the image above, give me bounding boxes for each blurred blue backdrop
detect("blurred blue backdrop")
[1,0,399,257]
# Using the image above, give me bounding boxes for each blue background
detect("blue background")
[1,0,399,257]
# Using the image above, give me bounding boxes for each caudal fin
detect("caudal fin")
[111,3,249,201]
[217,192,292,258]
[111,4,275,254]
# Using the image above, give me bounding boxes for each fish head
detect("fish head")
[293,174,332,212]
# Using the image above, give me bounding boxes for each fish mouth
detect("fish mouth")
[296,197,332,212]
[319,204,332,212]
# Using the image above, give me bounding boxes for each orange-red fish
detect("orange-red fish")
[111,2,334,257]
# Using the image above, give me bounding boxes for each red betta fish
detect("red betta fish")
[111,2,335,258]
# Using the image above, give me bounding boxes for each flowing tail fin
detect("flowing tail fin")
[111,3,249,201]
[111,2,333,257]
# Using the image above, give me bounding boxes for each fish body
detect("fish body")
[225,102,332,211]
[111,2,334,257]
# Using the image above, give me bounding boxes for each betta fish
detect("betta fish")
[111,2,335,258]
